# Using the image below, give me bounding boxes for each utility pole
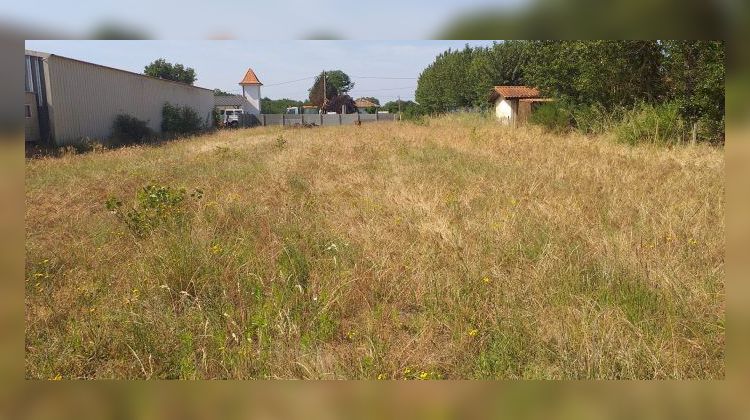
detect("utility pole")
[322,70,326,113]
[398,95,402,121]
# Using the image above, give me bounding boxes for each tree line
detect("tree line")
[415,40,724,142]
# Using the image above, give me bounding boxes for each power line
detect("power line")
[261,74,417,89]
[353,86,416,93]
[351,76,418,80]
[263,76,317,87]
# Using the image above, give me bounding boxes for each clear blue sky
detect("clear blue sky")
[25,40,497,102]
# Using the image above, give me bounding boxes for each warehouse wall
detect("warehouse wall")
[46,55,214,146]
[24,92,40,142]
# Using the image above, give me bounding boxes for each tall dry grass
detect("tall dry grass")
[25,114,724,379]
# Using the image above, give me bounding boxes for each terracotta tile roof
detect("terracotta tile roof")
[519,98,554,103]
[489,86,544,102]
[239,68,262,85]
[354,98,380,108]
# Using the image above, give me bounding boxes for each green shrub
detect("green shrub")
[105,185,203,236]
[402,105,426,121]
[111,114,153,144]
[528,102,572,133]
[211,108,221,129]
[570,104,622,135]
[613,102,688,146]
[696,114,725,144]
[161,103,204,136]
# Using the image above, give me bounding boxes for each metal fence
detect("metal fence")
[239,113,398,127]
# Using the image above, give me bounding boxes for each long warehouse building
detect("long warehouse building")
[25,50,215,146]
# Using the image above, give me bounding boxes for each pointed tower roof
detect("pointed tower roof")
[239,68,262,85]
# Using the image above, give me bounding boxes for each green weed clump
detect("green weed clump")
[612,102,688,146]
[105,185,203,236]
[528,102,572,133]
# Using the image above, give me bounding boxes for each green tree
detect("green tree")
[144,58,197,85]
[308,70,354,107]
[467,41,529,107]
[415,45,477,113]
[382,100,423,118]
[662,41,725,140]
[522,40,665,109]
[260,97,304,114]
[213,88,233,96]
[323,95,357,114]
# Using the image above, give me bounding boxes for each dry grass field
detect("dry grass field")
[25,115,725,379]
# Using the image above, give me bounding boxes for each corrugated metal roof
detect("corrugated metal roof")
[26,50,214,92]
[25,49,50,59]
[214,95,249,106]
[44,54,215,145]
[239,68,262,85]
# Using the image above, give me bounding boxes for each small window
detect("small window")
[236,109,243,114]
[227,110,234,116]
[220,110,225,115]
[24,105,32,118]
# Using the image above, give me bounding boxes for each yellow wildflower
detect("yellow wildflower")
[51,374,62,381]
[468,328,479,337]
[377,373,386,380]
[419,371,429,380]
[403,367,411,375]
[482,276,491,284]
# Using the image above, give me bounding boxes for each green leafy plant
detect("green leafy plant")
[613,102,688,146]
[105,185,203,236]
[211,108,221,129]
[144,58,197,85]
[161,103,204,136]
[111,114,153,144]
[528,102,571,133]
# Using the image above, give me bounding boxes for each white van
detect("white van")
[219,108,244,127]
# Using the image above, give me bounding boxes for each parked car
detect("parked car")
[219,108,244,127]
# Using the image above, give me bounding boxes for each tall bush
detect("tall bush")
[111,114,153,144]
[612,102,688,146]
[161,103,204,136]
[527,102,571,133]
